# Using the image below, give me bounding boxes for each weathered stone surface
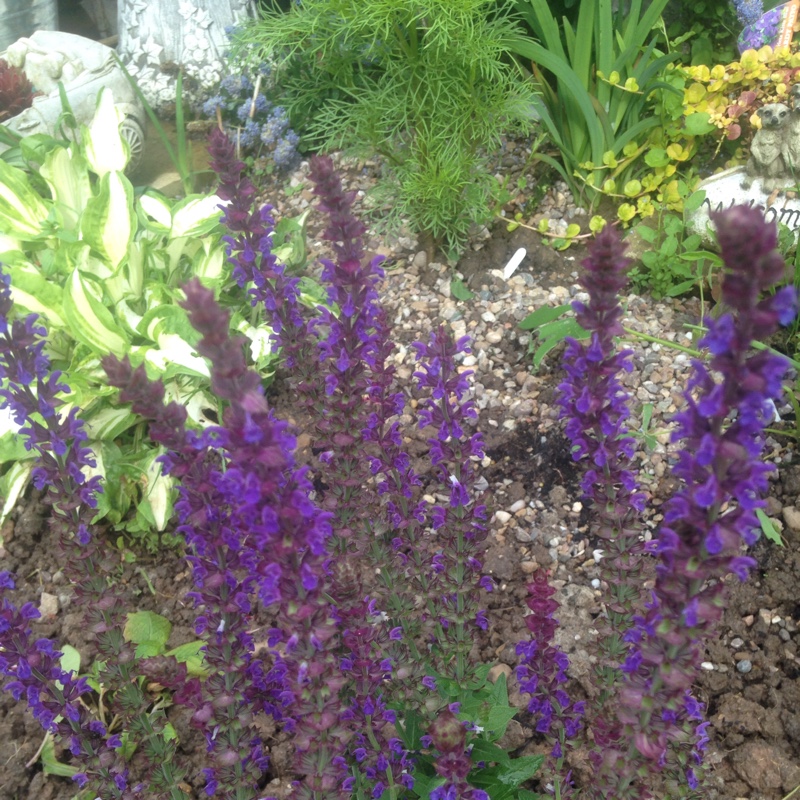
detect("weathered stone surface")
[686,166,800,245]
[118,0,257,109]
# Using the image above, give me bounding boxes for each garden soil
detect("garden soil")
[0,154,799,800]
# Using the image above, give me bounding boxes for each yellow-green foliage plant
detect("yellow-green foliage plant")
[682,45,800,163]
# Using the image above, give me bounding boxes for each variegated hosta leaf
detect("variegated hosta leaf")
[39,146,92,231]
[0,462,33,528]
[170,194,223,239]
[0,159,49,238]
[139,450,175,532]
[5,258,66,327]
[81,170,135,269]
[82,406,139,441]
[194,239,226,283]
[82,87,129,177]
[138,191,173,234]
[62,268,129,357]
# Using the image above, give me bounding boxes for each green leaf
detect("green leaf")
[59,644,81,676]
[489,671,509,705]
[486,705,519,735]
[531,319,590,369]
[485,755,544,787]
[644,147,669,168]
[0,158,49,237]
[519,304,572,331]
[83,406,138,440]
[170,194,223,238]
[0,461,33,527]
[661,236,678,257]
[395,708,426,750]
[40,146,92,231]
[683,190,707,212]
[665,279,696,296]
[634,225,657,243]
[124,610,172,658]
[135,450,175,531]
[166,640,209,677]
[683,112,715,136]
[411,772,447,800]
[471,739,511,766]
[469,755,544,800]
[41,735,78,777]
[20,134,65,165]
[451,277,474,301]
[82,87,128,176]
[81,170,135,269]
[756,508,784,546]
[62,268,129,357]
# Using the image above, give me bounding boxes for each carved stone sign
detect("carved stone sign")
[686,166,800,244]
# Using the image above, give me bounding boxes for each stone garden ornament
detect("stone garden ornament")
[0,30,147,172]
[742,102,792,193]
[118,0,257,111]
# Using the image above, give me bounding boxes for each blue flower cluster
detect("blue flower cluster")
[202,72,299,169]
[733,0,763,27]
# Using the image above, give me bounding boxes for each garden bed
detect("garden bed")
[0,152,798,800]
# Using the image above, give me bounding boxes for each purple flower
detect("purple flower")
[412,327,488,681]
[105,281,350,799]
[733,0,763,27]
[615,206,796,791]
[0,269,181,797]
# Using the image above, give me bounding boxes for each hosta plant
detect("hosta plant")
[0,88,295,542]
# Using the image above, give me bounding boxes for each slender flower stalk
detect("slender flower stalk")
[555,226,651,789]
[609,206,797,796]
[0,271,186,798]
[362,314,434,674]
[304,154,387,548]
[412,327,490,685]
[516,571,585,799]
[556,227,648,646]
[207,127,314,376]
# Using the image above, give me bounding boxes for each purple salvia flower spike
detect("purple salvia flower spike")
[105,281,352,800]
[614,206,796,796]
[0,270,187,797]
[516,570,584,798]
[412,326,488,684]
[555,226,651,792]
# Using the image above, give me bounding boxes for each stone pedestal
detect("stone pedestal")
[686,166,800,245]
[118,0,257,110]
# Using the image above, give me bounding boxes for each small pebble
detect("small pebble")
[700,662,714,671]
[730,637,744,649]
[736,660,753,674]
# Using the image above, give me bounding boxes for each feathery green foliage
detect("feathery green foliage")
[236,0,536,255]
